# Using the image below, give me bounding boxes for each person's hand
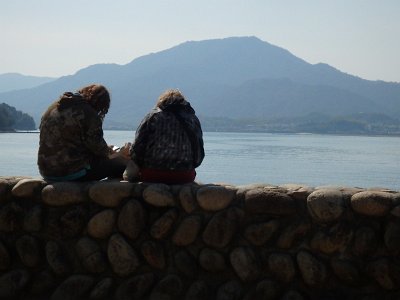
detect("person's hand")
[108,145,120,154]
[109,142,131,159]
[119,142,132,159]
[123,160,140,182]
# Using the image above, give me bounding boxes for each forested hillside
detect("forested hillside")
[0,103,36,131]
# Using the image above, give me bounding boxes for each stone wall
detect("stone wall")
[0,176,400,300]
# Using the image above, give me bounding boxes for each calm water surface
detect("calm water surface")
[1,131,399,189]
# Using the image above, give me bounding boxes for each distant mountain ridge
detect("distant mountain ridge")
[0,73,56,93]
[0,36,399,133]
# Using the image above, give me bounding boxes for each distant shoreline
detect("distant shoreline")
[0,130,39,134]
[1,129,400,138]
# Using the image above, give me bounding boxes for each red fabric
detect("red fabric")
[140,168,196,184]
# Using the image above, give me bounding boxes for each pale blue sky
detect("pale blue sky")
[1,0,399,82]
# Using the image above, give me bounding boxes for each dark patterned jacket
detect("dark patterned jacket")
[37,92,110,177]
[130,102,204,170]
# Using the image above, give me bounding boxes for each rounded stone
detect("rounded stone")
[281,290,305,300]
[310,223,353,255]
[29,270,56,295]
[366,259,395,290]
[174,250,198,279]
[244,220,279,246]
[391,205,400,217]
[283,184,314,201]
[75,237,107,273]
[150,209,178,239]
[245,189,296,215]
[307,189,344,223]
[297,251,327,286]
[0,179,12,203]
[277,221,311,249]
[196,185,236,211]
[42,182,88,206]
[351,191,394,216]
[87,209,116,239]
[254,279,280,300]
[352,226,378,256]
[16,235,41,268]
[0,240,10,270]
[216,280,243,300]
[149,274,183,300]
[23,205,43,232]
[179,185,198,213]
[60,206,88,237]
[141,240,166,269]
[107,234,139,277]
[172,215,202,246]
[185,280,210,300]
[230,247,260,282]
[89,181,134,207]
[89,277,113,300]
[268,253,296,282]
[330,258,360,285]
[0,269,30,299]
[115,273,155,300]
[2,176,34,195]
[310,231,340,255]
[11,178,45,198]
[50,275,95,300]
[0,203,23,232]
[199,248,226,272]
[118,200,146,240]
[202,207,242,248]
[45,241,70,275]
[237,183,280,198]
[143,184,175,207]
[384,221,400,254]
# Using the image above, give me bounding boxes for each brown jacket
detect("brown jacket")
[38,92,110,177]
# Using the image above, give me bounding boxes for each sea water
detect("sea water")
[0,131,399,190]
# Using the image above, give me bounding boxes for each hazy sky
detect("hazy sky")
[1,0,399,82]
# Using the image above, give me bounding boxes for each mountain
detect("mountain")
[0,73,56,93]
[0,103,36,131]
[203,78,381,119]
[0,36,399,133]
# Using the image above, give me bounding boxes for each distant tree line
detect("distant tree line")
[0,103,36,131]
[199,112,400,135]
